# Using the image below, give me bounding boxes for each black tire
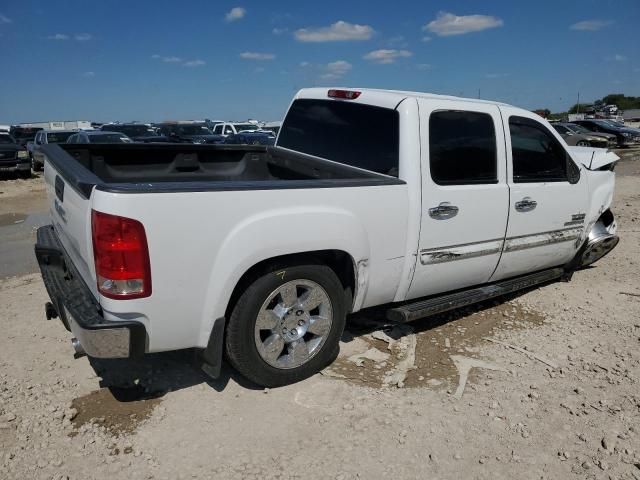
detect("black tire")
[18,170,31,179]
[225,264,347,387]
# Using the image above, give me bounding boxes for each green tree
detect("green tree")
[568,103,592,114]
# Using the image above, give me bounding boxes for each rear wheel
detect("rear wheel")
[18,169,31,179]
[225,264,346,387]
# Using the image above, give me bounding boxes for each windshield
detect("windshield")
[0,135,16,144]
[594,120,620,129]
[89,133,130,143]
[234,123,259,132]
[167,125,212,135]
[108,125,156,137]
[46,132,74,143]
[10,128,42,140]
[566,124,589,134]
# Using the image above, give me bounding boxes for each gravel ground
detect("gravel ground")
[1,152,639,480]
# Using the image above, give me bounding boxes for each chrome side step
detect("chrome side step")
[386,268,564,324]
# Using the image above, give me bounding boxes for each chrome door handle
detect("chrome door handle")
[428,202,459,220]
[515,197,537,212]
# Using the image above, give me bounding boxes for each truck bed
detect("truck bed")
[42,144,402,197]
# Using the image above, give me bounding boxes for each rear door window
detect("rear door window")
[278,99,399,176]
[429,110,497,185]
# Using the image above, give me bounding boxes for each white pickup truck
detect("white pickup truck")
[35,88,619,387]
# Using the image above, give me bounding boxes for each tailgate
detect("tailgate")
[43,161,97,299]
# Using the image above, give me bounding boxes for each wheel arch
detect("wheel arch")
[225,250,357,321]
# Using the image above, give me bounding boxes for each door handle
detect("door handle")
[428,202,459,220]
[515,197,537,212]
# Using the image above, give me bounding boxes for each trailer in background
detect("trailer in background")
[17,120,92,131]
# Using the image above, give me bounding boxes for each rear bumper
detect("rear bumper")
[0,160,30,171]
[34,225,147,358]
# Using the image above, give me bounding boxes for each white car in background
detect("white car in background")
[212,121,265,136]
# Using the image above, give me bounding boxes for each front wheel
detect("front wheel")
[225,264,346,387]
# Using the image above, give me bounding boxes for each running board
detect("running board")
[386,268,564,324]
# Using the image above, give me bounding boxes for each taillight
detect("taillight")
[327,89,361,100]
[91,210,151,299]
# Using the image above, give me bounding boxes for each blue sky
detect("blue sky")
[0,0,638,123]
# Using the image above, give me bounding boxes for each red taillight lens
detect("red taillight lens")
[327,89,361,100]
[91,210,151,299]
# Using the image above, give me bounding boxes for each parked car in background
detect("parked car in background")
[211,122,261,136]
[572,119,640,147]
[0,133,31,178]
[553,123,617,147]
[66,131,132,144]
[551,123,613,148]
[9,126,43,146]
[261,121,282,136]
[101,123,170,143]
[156,123,224,144]
[36,88,619,387]
[30,130,77,171]
[223,131,276,146]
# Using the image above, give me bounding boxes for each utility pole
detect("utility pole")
[478,88,481,99]
[577,92,580,114]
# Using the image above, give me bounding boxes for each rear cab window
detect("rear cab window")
[277,99,400,177]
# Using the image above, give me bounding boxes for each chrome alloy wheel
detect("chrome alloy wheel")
[254,279,333,369]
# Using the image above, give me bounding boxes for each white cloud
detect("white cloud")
[299,61,310,67]
[254,66,265,73]
[364,49,412,64]
[424,12,503,37]
[320,60,352,80]
[570,20,613,31]
[152,55,205,67]
[417,63,431,70]
[240,51,275,60]
[295,21,374,42]
[74,33,92,41]
[0,14,12,24]
[387,35,407,47]
[225,7,246,22]
[614,54,627,62]
[272,27,288,35]
[422,36,432,42]
[82,71,95,78]
[485,73,509,79]
[48,33,69,40]
[183,59,206,67]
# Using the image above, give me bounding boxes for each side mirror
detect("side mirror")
[567,155,581,184]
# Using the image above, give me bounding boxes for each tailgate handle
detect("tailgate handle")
[55,175,65,202]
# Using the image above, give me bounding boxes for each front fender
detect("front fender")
[198,206,370,345]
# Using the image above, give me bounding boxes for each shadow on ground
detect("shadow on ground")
[82,282,552,401]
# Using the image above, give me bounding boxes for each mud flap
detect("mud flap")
[201,317,226,379]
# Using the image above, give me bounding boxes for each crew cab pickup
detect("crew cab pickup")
[34,88,620,387]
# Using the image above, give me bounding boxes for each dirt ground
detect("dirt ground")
[1,152,639,480]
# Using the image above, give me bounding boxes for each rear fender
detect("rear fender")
[198,206,370,346]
